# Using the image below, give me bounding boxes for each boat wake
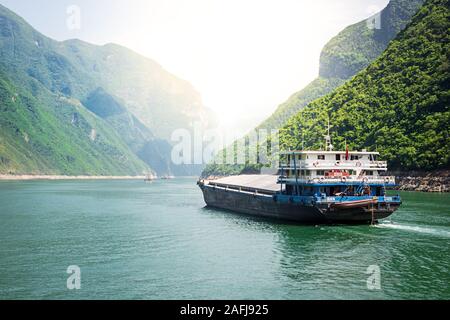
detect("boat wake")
[376,222,450,238]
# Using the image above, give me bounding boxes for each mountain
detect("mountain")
[280,0,449,170]
[202,0,426,177]
[257,0,424,131]
[81,87,198,176]
[55,40,216,140]
[0,69,148,175]
[0,4,214,175]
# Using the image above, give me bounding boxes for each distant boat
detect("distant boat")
[161,175,175,180]
[144,174,157,182]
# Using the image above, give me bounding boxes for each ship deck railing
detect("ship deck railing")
[205,181,278,196]
[278,176,396,184]
[279,160,388,170]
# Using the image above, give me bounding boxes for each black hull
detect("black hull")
[199,185,398,225]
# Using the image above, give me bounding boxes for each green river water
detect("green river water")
[0,178,448,300]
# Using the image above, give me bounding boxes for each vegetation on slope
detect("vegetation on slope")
[320,0,424,79]
[256,78,345,131]
[0,70,149,175]
[0,4,213,175]
[281,0,449,170]
[57,41,216,139]
[82,88,198,176]
[258,0,424,132]
[203,0,426,177]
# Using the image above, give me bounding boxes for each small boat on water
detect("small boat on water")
[198,131,402,225]
[161,175,175,180]
[144,174,157,182]
[331,198,378,209]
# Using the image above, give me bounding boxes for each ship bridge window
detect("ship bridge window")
[317,170,325,176]
[336,154,341,161]
[317,155,325,160]
[350,155,360,161]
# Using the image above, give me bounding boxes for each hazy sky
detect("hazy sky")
[0,0,388,135]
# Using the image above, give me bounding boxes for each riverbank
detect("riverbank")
[2,171,448,193]
[0,175,146,181]
[392,170,449,193]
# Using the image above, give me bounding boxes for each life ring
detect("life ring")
[320,177,325,183]
[335,161,341,166]
[384,177,391,183]
[363,177,369,183]
[341,176,347,183]
[356,161,362,167]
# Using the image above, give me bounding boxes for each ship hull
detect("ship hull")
[199,183,399,224]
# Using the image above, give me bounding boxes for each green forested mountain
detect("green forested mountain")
[281,0,449,170]
[202,0,427,177]
[0,70,148,175]
[55,40,216,140]
[319,0,426,79]
[0,4,214,175]
[257,0,424,131]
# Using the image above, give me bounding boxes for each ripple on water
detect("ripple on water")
[376,222,450,238]
[0,181,448,300]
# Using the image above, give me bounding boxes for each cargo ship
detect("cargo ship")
[198,134,401,224]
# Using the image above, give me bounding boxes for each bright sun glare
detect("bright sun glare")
[115,0,389,136]
[1,0,389,136]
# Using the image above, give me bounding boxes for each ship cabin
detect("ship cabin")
[278,150,396,198]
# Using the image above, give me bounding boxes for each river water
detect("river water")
[0,178,448,300]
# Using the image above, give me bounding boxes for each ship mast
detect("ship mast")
[301,131,305,151]
[324,118,333,151]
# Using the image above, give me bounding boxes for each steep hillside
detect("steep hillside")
[0,70,148,175]
[56,40,216,139]
[82,88,197,176]
[257,77,344,131]
[0,4,214,139]
[202,0,426,177]
[281,0,449,170]
[257,0,424,131]
[0,4,212,175]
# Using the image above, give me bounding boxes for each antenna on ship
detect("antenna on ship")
[324,117,333,151]
[302,131,305,151]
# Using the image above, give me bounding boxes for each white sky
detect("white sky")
[1,0,389,136]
